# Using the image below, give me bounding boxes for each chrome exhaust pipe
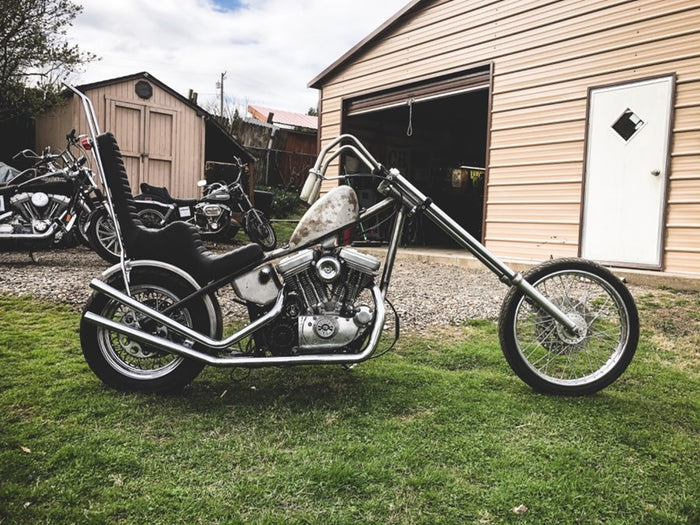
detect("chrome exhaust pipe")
[0,222,60,240]
[88,277,285,350]
[82,282,386,367]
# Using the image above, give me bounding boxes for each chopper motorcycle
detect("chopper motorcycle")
[0,130,101,252]
[135,157,277,250]
[70,84,639,396]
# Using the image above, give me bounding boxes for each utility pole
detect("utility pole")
[216,72,227,117]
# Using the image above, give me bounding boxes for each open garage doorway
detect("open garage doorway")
[342,69,490,247]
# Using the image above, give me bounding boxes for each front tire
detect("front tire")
[245,209,276,250]
[87,207,120,263]
[80,268,219,393]
[87,206,165,263]
[498,258,639,396]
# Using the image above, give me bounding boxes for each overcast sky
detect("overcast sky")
[67,0,409,114]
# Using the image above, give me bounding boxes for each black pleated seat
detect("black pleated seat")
[96,132,263,284]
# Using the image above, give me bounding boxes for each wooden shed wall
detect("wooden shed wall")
[37,78,205,198]
[317,0,700,275]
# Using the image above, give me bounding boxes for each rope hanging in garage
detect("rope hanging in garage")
[406,98,414,137]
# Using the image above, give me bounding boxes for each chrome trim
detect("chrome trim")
[82,285,386,367]
[0,222,59,240]
[87,277,285,350]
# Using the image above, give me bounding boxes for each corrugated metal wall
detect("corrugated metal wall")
[317,0,700,275]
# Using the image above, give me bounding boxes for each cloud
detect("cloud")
[68,0,408,113]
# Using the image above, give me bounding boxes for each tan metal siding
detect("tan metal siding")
[318,0,700,275]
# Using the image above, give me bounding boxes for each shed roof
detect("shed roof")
[248,104,318,130]
[73,71,255,163]
[308,0,424,89]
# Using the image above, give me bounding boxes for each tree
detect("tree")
[0,0,97,121]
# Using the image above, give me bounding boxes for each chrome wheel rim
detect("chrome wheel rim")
[96,285,190,380]
[513,270,630,386]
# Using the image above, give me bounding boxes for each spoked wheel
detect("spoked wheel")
[87,208,120,263]
[245,209,276,250]
[80,268,219,392]
[498,258,639,395]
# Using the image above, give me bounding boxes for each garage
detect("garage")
[310,0,700,277]
[342,68,489,247]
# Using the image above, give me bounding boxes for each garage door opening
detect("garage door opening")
[342,74,490,248]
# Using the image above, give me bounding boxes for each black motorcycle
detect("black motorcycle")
[135,157,277,250]
[0,130,101,254]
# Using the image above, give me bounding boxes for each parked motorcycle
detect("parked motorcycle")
[69,85,639,397]
[86,199,170,264]
[135,158,277,251]
[88,159,276,264]
[0,130,101,253]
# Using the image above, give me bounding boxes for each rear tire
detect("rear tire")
[137,205,166,228]
[80,268,218,393]
[498,258,639,395]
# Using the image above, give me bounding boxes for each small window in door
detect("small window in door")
[612,108,644,141]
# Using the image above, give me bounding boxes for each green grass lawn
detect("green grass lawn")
[0,290,698,524]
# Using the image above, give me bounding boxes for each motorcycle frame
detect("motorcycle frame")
[68,84,580,369]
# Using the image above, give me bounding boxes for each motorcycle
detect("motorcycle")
[69,84,639,397]
[86,198,172,264]
[0,130,101,253]
[135,158,277,250]
[87,159,276,264]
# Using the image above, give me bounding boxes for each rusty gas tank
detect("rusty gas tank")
[289,185,359,249]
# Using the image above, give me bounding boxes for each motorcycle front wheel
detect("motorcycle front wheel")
[80,268,219,393]
[498,258,639,396]
[87,207,120,263]
[245,209,276,250]
[87,206,166,263]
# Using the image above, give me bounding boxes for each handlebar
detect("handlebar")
[300,134,384,204]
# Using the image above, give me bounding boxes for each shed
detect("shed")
[309,0,700,277]
[36,72,253,199]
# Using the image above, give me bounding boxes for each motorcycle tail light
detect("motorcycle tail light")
[81,138,92,150]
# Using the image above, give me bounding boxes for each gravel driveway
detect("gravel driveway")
[0,245,507,330]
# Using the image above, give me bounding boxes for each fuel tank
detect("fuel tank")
[289,185,359,249]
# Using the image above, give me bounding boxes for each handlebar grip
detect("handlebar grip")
[299,171,318,202]
[307,178,322,205]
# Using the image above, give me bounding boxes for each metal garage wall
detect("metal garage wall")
[313,0,700,275]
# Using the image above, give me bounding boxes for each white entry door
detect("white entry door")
[581,76,674,268]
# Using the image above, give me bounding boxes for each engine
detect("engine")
[193,202,231,233]
[241,247,381,356]
[0,192,71,235]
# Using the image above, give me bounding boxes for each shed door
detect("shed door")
[108,100,144,191]
[144,108,176,189]
[107,100,177,191]
[581,76,674,268]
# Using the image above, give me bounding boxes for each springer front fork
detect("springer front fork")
[374,171,581,336]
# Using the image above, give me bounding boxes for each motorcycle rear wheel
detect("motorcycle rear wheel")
[498,258,639,396]
[80,268,218,393]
